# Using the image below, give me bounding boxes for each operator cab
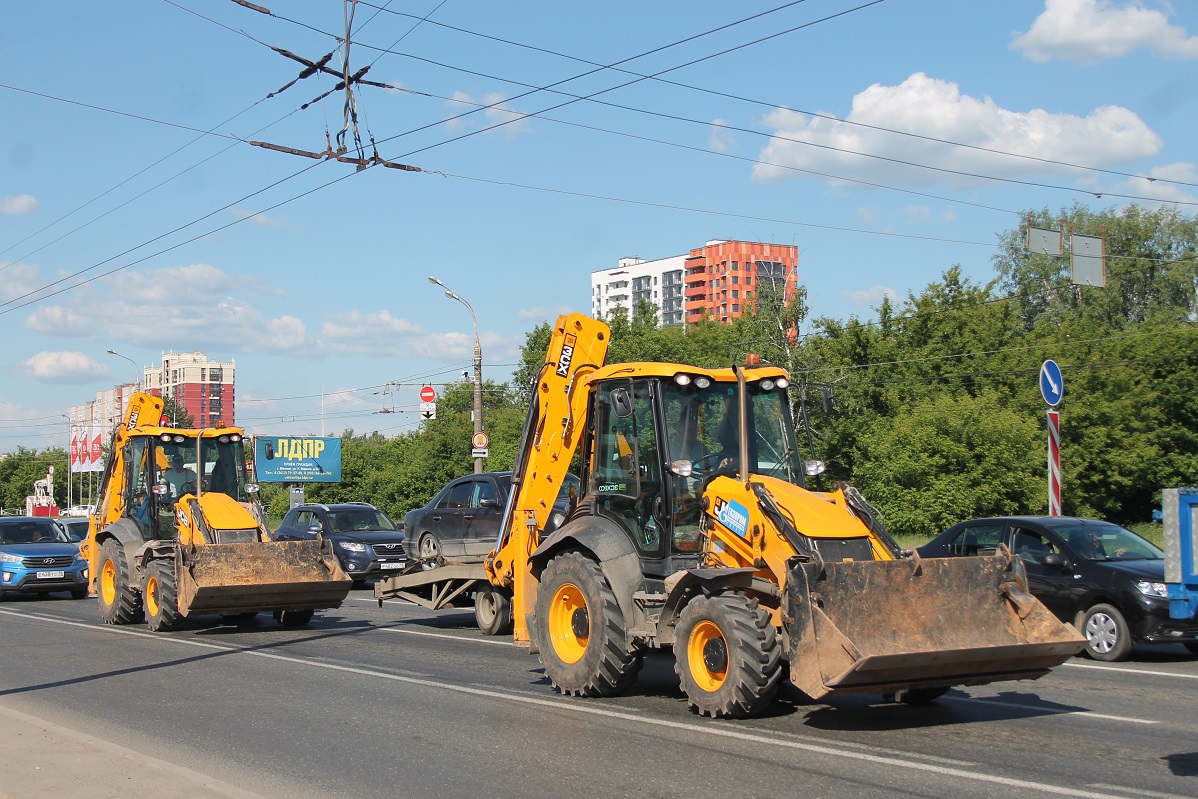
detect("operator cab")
[582,369,805,576]
[122,430,255,541]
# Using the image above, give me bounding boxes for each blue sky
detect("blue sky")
[2,0,1195,451]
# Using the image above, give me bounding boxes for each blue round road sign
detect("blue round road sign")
[1040,359,1064,406]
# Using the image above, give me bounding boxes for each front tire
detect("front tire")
[274,609,315,627]
[1079,603,1132,662]
[535,550,642,697]
[70,589,89,600]
[475,584,512,636]
[144,561,184,632]
[97,538,143,625]
[674,593,781,718]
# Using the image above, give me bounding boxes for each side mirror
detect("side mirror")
[68,534,82,543]
[246,483,259,494]
[307,524,322,533]
[478,497,498,508]
[1042,553,1069,571]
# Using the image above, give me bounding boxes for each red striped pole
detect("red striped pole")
[1047,409,1061,516]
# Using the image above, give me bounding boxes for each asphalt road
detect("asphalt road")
[1,589,1196,799]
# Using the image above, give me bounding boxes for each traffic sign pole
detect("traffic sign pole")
[1047,409,1061,516]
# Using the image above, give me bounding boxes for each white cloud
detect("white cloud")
[444,91,532,138]
[1113,161,1198,205]
[842,285,899,307]
[1013,0,1198,63]
[0,262,41,302]
[21,351,108,383]
[517,305,573,321]
[904,205,933,224]
[229,207,292,229]
[1,194,38,215]
[753,73,1161,188]
[22,305,91,337]
[708,119,735,153]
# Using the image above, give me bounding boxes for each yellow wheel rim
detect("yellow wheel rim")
[688,620,728,691]
[145,574,160,617]
[547,582,589,664]
[100,559,117,606]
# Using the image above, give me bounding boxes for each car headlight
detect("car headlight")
[0,552,22,563]
[1135,581,1168,598]
[338,541,367,553]
[74,552,87,564]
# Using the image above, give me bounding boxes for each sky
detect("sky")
[2,0,1195,452]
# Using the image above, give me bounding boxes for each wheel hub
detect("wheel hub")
[703,637,728,673]
[571,607,589,639]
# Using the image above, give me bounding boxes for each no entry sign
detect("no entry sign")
[419,385,436,403]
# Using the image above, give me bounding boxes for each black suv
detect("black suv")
[274,502,407,584]
[919,516,1197,661]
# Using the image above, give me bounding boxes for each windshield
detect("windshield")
[661,377,804,486]
[1050,520,1162,561]
[326,509,397,533]
[0,520,71,545]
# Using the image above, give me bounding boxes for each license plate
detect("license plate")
[380,561,406,570]
[36,571,66,579]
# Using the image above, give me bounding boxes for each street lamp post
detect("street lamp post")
[105,349,140,390]
[428,275,484,474]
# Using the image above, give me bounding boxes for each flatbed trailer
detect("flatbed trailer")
[375,563,514,635]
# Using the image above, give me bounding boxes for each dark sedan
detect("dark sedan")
[274,502,407,585]
[405,471,580,565]
[919,515,1197,661]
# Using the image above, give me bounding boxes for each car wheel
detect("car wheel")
[1079,603,1132,662]
[70,589,89,600]
[419,533,443,569]
[475,584,512,636]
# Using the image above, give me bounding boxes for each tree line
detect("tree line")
[5,205,1196,537]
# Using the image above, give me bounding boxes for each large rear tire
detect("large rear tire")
[534,550,642,697]
[144,560,184,632]
[97,538,143,625]
[475,584,513,636]
[674,593,781,718]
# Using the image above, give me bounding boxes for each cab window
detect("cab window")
[949,523,1002,556]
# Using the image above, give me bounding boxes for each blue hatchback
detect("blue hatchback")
[0,517,89,600]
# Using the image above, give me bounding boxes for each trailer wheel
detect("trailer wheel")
[98,538,144,625]
[535,550,642,697]
[144,561,184,632]
[675,593,781,718]
[1079,603,1131,662]
[475,584,512,636]
[274,609,315,627]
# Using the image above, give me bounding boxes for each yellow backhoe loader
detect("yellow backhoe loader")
[378,313,1083,717]
[81,393,351,631]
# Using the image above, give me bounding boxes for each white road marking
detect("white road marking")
[1061,661,1198,681]
[0,608,1160,799]
[958,697,1157,725]
[376,626,517,647]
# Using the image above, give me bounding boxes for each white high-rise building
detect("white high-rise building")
[591,254,687,326]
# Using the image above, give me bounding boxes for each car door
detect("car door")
[946,521,1003,557]
[465,476,505,557]
[1009,524,1071,621]
[428,480,473,558]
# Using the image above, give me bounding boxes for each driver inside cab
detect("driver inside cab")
[162,454,197,503]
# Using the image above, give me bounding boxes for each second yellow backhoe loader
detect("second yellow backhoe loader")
[81,393,352,631]
[378,313,1084,717]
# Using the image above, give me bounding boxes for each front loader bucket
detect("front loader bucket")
[176,540,352,617]
[786,553,1085,700]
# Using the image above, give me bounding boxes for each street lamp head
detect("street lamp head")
[444,289,456,300]
[106,349,117,355]
[427,275,440,285]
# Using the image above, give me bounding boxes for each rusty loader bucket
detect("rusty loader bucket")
[176,540,353,617]
[785,552,1085,700]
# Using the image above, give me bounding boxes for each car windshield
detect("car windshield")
[1050,520,1162,561]
[0,521,71,545]
[326,509,397,533]
[557,474,581,502]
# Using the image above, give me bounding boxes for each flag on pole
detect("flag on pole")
[90,429,104,472]
[70,427,80,467]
